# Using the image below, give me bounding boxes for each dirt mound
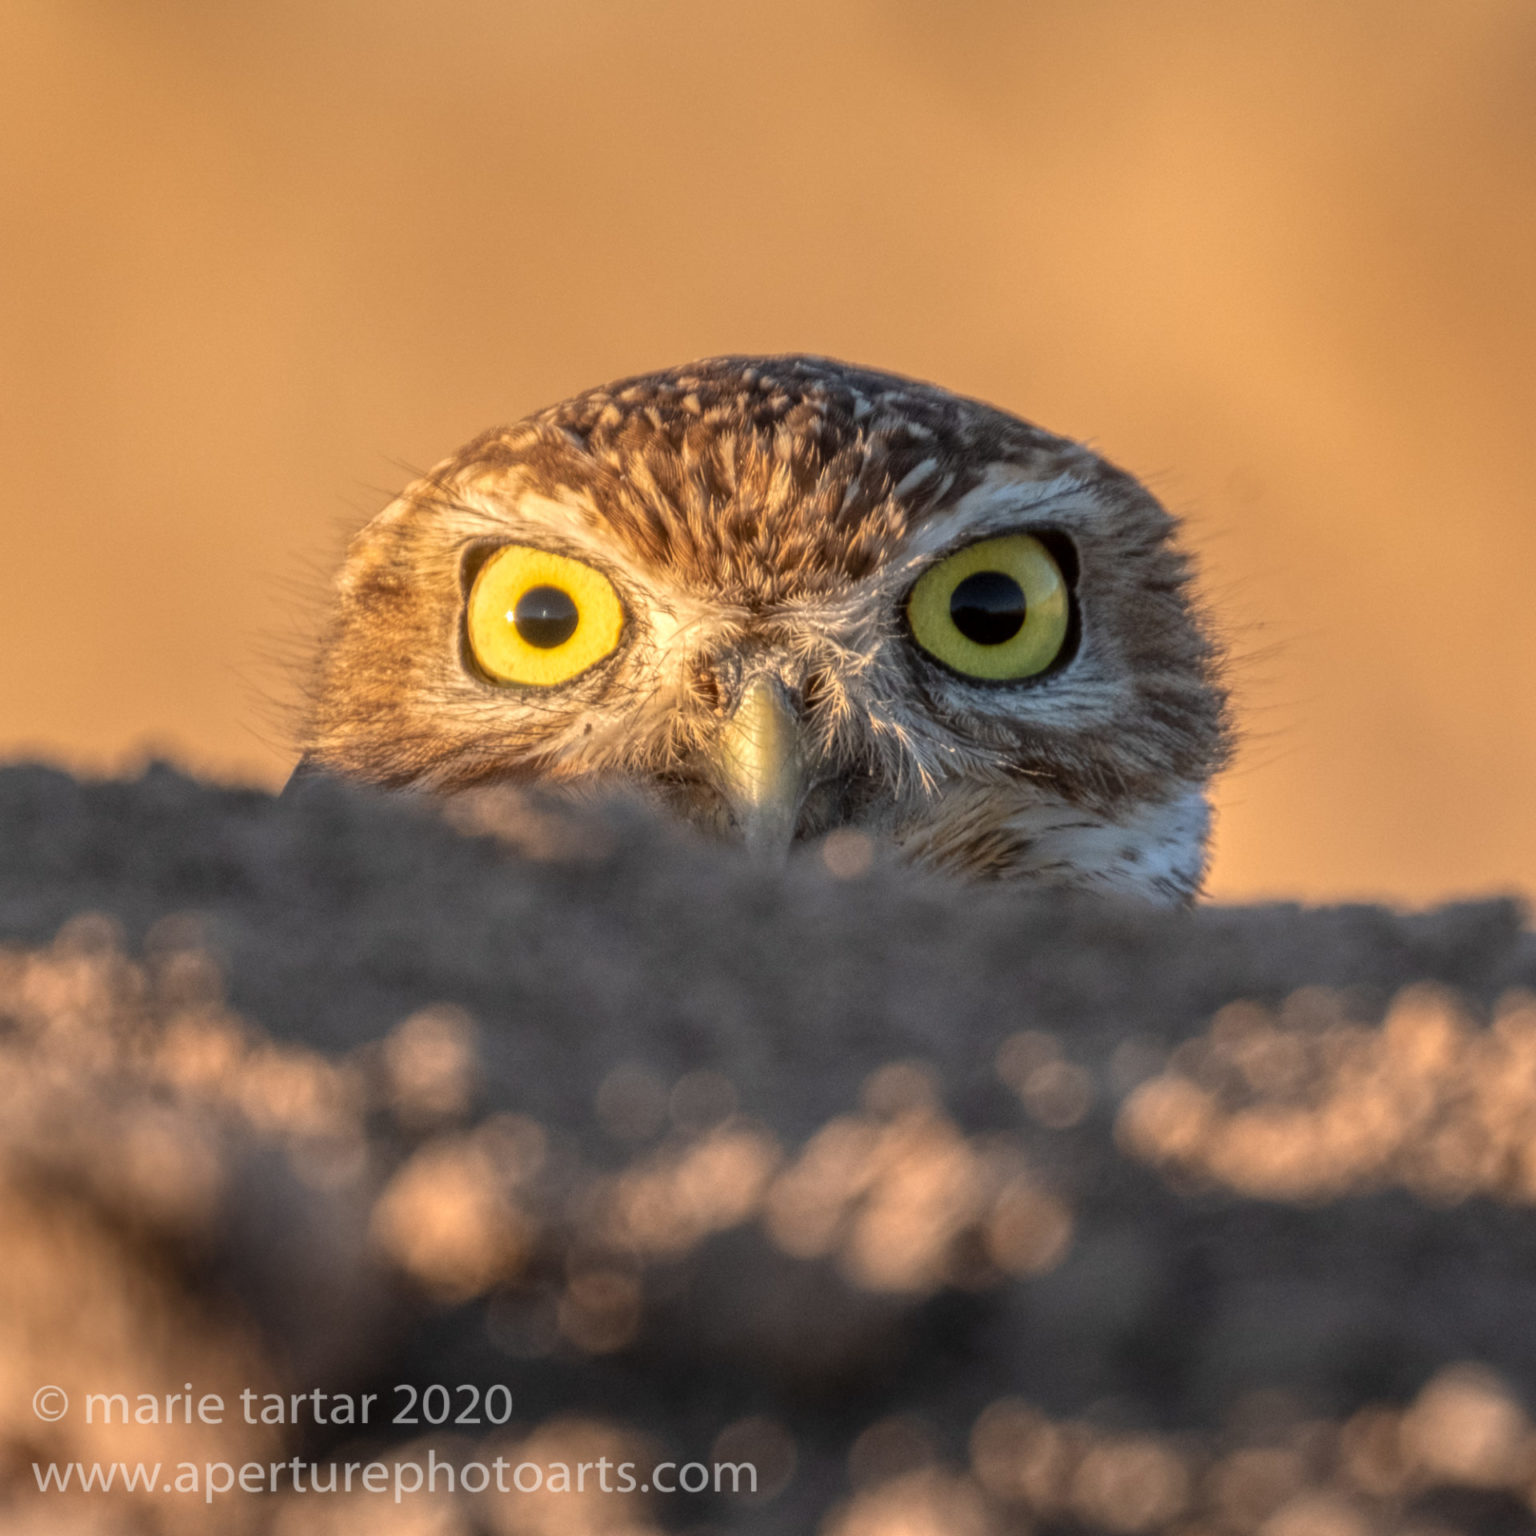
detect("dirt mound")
[2,762,1533,1535]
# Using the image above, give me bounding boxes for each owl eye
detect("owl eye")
[465,545,625,686]
[906,533,1071,681]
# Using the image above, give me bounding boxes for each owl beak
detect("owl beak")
[712,676,808,865]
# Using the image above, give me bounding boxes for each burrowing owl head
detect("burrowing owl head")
[299,356,1228,901]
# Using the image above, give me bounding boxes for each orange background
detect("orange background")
[1,0,1531,904]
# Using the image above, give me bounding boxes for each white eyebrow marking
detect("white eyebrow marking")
[899,466,1090,560]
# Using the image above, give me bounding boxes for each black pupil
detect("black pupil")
[513,585,579,648]
[949,570,1026,645]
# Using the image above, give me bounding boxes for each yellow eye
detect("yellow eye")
[906,533,1071,681]
[465,545,625,686]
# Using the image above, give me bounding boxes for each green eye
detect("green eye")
[906,533,1070,680]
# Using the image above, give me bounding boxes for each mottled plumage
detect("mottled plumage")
[300,356,1228,900]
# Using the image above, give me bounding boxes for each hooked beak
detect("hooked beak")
[711,676,808,865]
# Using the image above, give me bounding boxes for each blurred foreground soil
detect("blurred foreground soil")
[2,763,1536,1536]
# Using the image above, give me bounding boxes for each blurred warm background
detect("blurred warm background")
[1,0,1532,902]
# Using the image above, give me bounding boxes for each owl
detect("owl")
[297,356,1228,901]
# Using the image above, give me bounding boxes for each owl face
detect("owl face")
[302,356,1228,900]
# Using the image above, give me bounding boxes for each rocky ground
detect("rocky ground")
[2,761,1535,1536]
